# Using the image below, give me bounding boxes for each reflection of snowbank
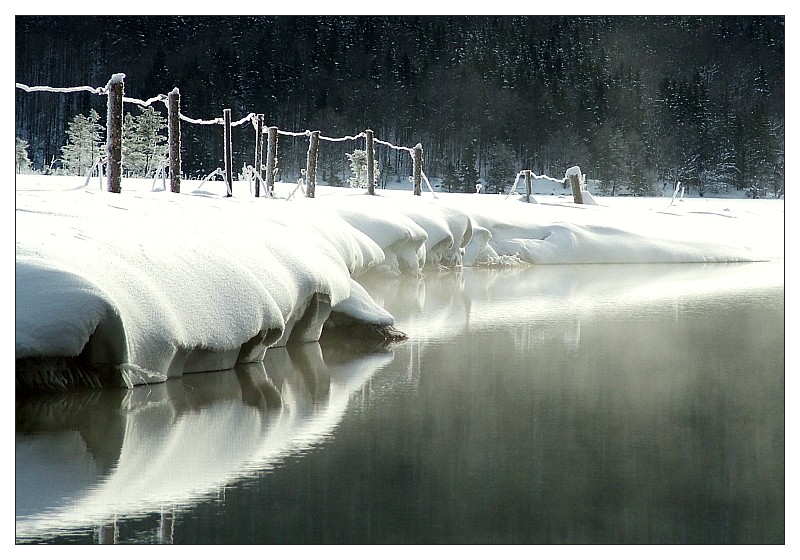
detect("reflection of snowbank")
[361,262,784,346]
[15,340,392,541]
[15,176,783,387]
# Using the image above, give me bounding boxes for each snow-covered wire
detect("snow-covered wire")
[420,170,439,199]
[152,160,169,191]
[319,132,366,142]
[192,168,225,192]
[504,171,525,199]
[277,129,312,138]
[178,112,256,127]
[123,94,167,108]
[374,137,414,153]
[179,114,223,125]
[15,82,106,95]
[80,157,106,189]
[505,170,564,199]
[244,165,275,198]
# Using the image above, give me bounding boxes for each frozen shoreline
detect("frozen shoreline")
[15,175,784,390]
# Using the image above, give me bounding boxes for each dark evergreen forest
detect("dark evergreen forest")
[15,15,784,195]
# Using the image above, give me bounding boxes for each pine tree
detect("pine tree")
[123,106,168,178]
[346,149,378,189]
[16,137,32,173]
[459,141,480,193]
[60,109,104,176]
[486,143,516,193]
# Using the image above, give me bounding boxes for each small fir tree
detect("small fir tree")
[16,137,32,173]
[486,143,516,193]
[346,149,379,189]
[442,162,461,192]
[123,106,168,177]
[60,109,104,176]
[459,141,480,193]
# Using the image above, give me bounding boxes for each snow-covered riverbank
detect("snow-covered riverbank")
[15,174,784,389]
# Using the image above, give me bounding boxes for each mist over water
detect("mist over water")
[16,263,784,544]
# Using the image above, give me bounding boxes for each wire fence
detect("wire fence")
[16,73,579,203]
[16,74,427,197]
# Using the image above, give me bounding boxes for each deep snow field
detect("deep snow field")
[14,173,785,390]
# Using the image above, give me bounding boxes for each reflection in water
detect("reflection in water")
[17,263,784,544]
[16,339,394,543]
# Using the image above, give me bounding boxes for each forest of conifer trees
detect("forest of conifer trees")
[15,15,784,196]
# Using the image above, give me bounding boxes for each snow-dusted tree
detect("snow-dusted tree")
[441,162,461,193]
[486,143,516,193]
[123,106,168,177]
[346,149,378,189]
[60,109,104,176]
[459,141,480,193]
[16,137,32,173]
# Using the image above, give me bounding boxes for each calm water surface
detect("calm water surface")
[15,263,784,544]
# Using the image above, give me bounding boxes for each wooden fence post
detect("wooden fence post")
[306,130,320,198]
[524,170,532,203]
[567,166,584,204]
[266,126,278,195]
[253,114,264,197]
[105,73,124,193]
[366,129,375,195]
[413,143,423,196]
[223,108,233,197]
[167,88,181,193]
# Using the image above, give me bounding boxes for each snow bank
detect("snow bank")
[15,175,783,388]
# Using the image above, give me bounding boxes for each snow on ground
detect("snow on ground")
[15,174,784,389]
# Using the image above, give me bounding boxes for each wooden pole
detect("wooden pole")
[413,143,423,196]
[167,88,181,193]
[569,173,583,204]
[524,170,532,203]
[105,73,124,193]
[306,130,320,198]
[253,114,264,197]
[365,129,375,195]
[266,126,278,195]
[223,108,233,197]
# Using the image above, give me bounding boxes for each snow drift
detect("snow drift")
[15,175,783,389]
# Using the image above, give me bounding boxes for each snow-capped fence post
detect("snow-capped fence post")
[524,170,532,203]
[413,143,423,196]
[223,108,233,197]
[566,165,584,204]
[167,88,181,193]
[105,73,124,193]
[365,129,376,195]
[306,130,320,198]
[253,114,264,197]
[266,126,278,196]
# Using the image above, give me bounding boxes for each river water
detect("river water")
[15,263,784,544]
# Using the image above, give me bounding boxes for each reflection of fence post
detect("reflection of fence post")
[524,169,532,203]
[413,143,423,196]
[253,114,264,197]
[366,129,375,195]
[167,88,181,193]
[306,131,320,198]
[106,73,124,193]
[266,126,278,195]
[223,108,233,197]
[97,521,117,544]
